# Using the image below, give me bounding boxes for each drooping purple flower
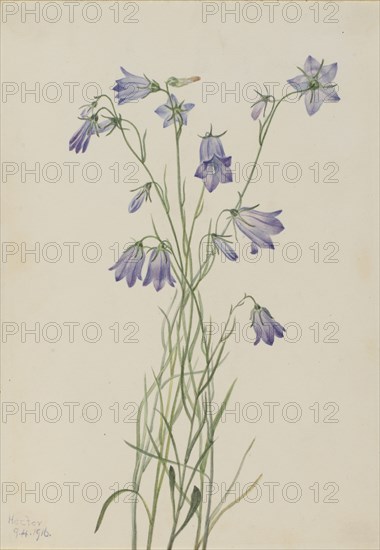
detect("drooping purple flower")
[288,55,340,116]
[231,207,284,254]
[251,304,285,346]
[128,183,152,214]
[155,94,194,128]
[109,243,145,287]
[113,67,159,105]
[194,133,232,192]
[251,94,271,121]
[211,234,238,261]
[143,248,176,291]
[69,107,112,154]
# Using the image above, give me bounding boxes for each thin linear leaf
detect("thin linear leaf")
[183,439,214,498]
[169,466,176,520]
[211,379,237,433]
[95,489,151,533]
[210,437,256,522]
[185,409,208,463]
[124,439,211,482]
[156,409,181,475]
[208,474,262,536]
[174,486,202,539]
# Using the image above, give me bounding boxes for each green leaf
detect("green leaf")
[211,379,237,433]
[95,489,151,533]
[156,409,181,473]
[174,486,202,538]
[185,411,207,463]
[208,474,262,534]
[169,466,176,519]
[169,465,176,495]
[124,439,211,482]
[210,437,256,524]
[141,129,147,162]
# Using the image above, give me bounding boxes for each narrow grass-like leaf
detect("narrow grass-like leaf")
[185,409,208,463]
[163,165,170,211]
[156,409,181,477]
[172,376,193,424]
[95,489,152,533]
[183,439,214,498]
[211,379,237,434]
[210,437,256,522]
[141,129,147,162]
[208,474,262,534]
[196,474,263,549]
[124,439,211,482]
[198,340,227,396]
[168,465,177,520]
[174,486,202,538]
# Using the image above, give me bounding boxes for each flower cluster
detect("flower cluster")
[109,243,175,292]
[68,57,340,354]
[69,56,339,154]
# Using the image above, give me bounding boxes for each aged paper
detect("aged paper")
[1,1,379,549]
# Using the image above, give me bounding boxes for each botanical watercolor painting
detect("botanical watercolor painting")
[68,56,340,549]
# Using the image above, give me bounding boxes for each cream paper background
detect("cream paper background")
[1,1,379,548]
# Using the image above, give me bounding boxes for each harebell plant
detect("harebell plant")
[69,56,340,549]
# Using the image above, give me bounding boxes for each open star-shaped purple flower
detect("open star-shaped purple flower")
[155,94,194,128]
[288,55,340,116]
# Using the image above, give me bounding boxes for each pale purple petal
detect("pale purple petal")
[195,135,232,192]
[109,245,145,287]
[163,114,174,128]
[183,102,195,113]
[200,136,225,161]
[143,249,175,291]
[319,62,338,85]
[287,74,310,93]
[120,67,149,87]
[234,207,284,252]
[212,236,238,261]
[253,321,262,345]
[251,100,266,120]
[304,55,320,76]
[113,67,151,104]
[128,190,145,213]
[155,104,171,119]
[322,87,340,103]
[250,242,259,255]
[304,90,324,116]
[252,306,284,346]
